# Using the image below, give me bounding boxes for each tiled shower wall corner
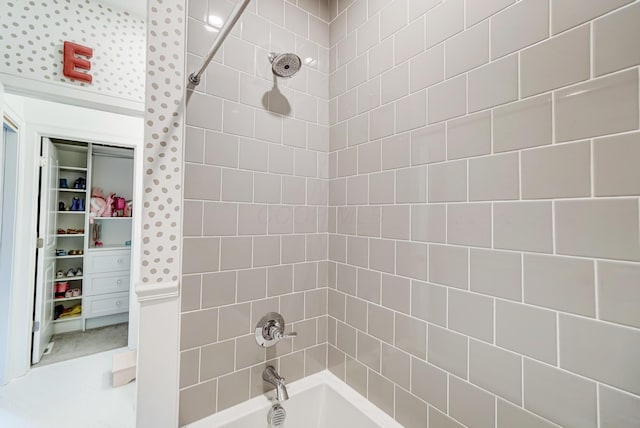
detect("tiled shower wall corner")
[178,0,331,424]
[327,1,640,428]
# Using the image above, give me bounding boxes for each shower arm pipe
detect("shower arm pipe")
[188,0,251,86]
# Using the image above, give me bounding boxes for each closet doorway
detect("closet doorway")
[33,138,136,366]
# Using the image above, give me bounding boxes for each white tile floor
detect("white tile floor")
[0,348,135,428]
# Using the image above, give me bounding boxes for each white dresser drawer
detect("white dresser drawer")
[85,250,131,273]
[84,272,130,296]
[84,292,129,318]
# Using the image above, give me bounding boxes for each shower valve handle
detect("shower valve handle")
[256,312,297,348]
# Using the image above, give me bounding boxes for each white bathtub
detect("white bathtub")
[186,370,402,428]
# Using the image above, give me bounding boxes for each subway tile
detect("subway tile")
[380,0,407,40]
[356,331,381,371]
[408,0,440,21]
[470,249,522,301]
[254,173,281,204]
[468,54,518,112]
[346,54,367,90]
[221,169,253,202]
[184,164,221,201]
[496,300,557,364]
[598,261,640,329]
[594,132,640,196]
[368,37,394,78]
[282,235,305,263]
[347,176,368,206]
[202,271,235,308]
[449,377,496,428]
[239,139,268,172]
[369,171,395,204]
[411,280,447,327]
[367,303,394,344]
[236,268,266,302]
[449,289,494,342]
[370,239,395,274]
[280,350,304,383]
[466,0,515,27]
[223,101,254,138]
[368,371,395,418]
[491,0,549,59]
[447,203,492,248]
[382,205,410,240]
[180,308,218,350]
[446,111,492,160]
[202,202,237,237]
[294,262,317,291]
[552,0,633,35]
[183,237,220,274]
[396,90,427,133]
[396,166,428,203]
[345,295,367,331]
[345,357,367,396]
[555,199,640,261]
[521,25,590,97]
[428,74,467,124]
[524,359,597,428]
[178,379,217,426]
[594,3,640,76]
[469,152,519,201]
[382,274,411,314]
[238,204,268,235]
[428,324,468,379]
[220,237,252,270]
[396,241,428,281]
[357,268,381,304]
[522,141,591,199]
[267,265,293,297]
[185,126,204,164]
[411,357,448,412]
[357,206,380,237]
[218,302,251,340]
[395,387,428,428]
[411,123,446,165]
[186,92,222,130]
[347,114,368,147]
[381,63,409,105]
[494,202,553,253]
[410,44,445,93]
[470,340,522,404]
[497,399,559,428]
[428,160,467,202]
[599,384,640,428]
[181,275,201,312]
[411,204,446,243]
[179,348,199,388]
[395,313,426,359]
[357,15,379,55]
[217,369,250,411]
[429,244,468,289]
[555,70,639,142]
[560,314,640,395]
[523,254,595,317]
[381,134,411,170]
[235,334,266,369]
[357,140,381,174]
[369,103,396,140]
[493,94,552,153]
[446,20,489,78]
[426,0,464,47]
[429,408,466,428]
[394,17,425,65]
[381,342,411,389]
[305,344,327,376]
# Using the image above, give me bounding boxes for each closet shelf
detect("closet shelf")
[57,211,85,214]
[57,188,88,193]
[55,255,84,259]
[53,315,82,323]
[93,217,132,220]
[59,166,87,172]
[88,245,131,251]
[56,234,85,237]
[54,296,82,302]
[54,276,83,282]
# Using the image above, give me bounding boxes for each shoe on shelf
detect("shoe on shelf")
[59,179,68,189]
[58,201,65,211]
[75,267,83,276]
[72,288,81,297]
[56,270,64,278]
[66,268,75,277]
[57,228,65,234]
[65,290,73,298]
[56,249,66,256]
[78,198,85,212]
[70,197,80,211]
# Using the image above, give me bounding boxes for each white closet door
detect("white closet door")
[32,137,59,364]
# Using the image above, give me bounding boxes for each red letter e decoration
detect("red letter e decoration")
[63,41,93,83]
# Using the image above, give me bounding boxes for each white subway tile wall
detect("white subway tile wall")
[181,0,640,426]
[326,1,640,428]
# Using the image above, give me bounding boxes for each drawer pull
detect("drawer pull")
[116,301,122,306]
[117,258,123,264]
[116,279,122,285]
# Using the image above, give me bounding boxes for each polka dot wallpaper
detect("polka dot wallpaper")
[0,0,145,102]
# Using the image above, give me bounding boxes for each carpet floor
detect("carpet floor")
[35,323,128,367]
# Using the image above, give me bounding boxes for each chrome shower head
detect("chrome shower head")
[269,52,302,78]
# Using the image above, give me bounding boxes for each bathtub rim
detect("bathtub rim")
[184,369,403,428]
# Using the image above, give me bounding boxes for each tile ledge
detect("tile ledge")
[135,280,180,302]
